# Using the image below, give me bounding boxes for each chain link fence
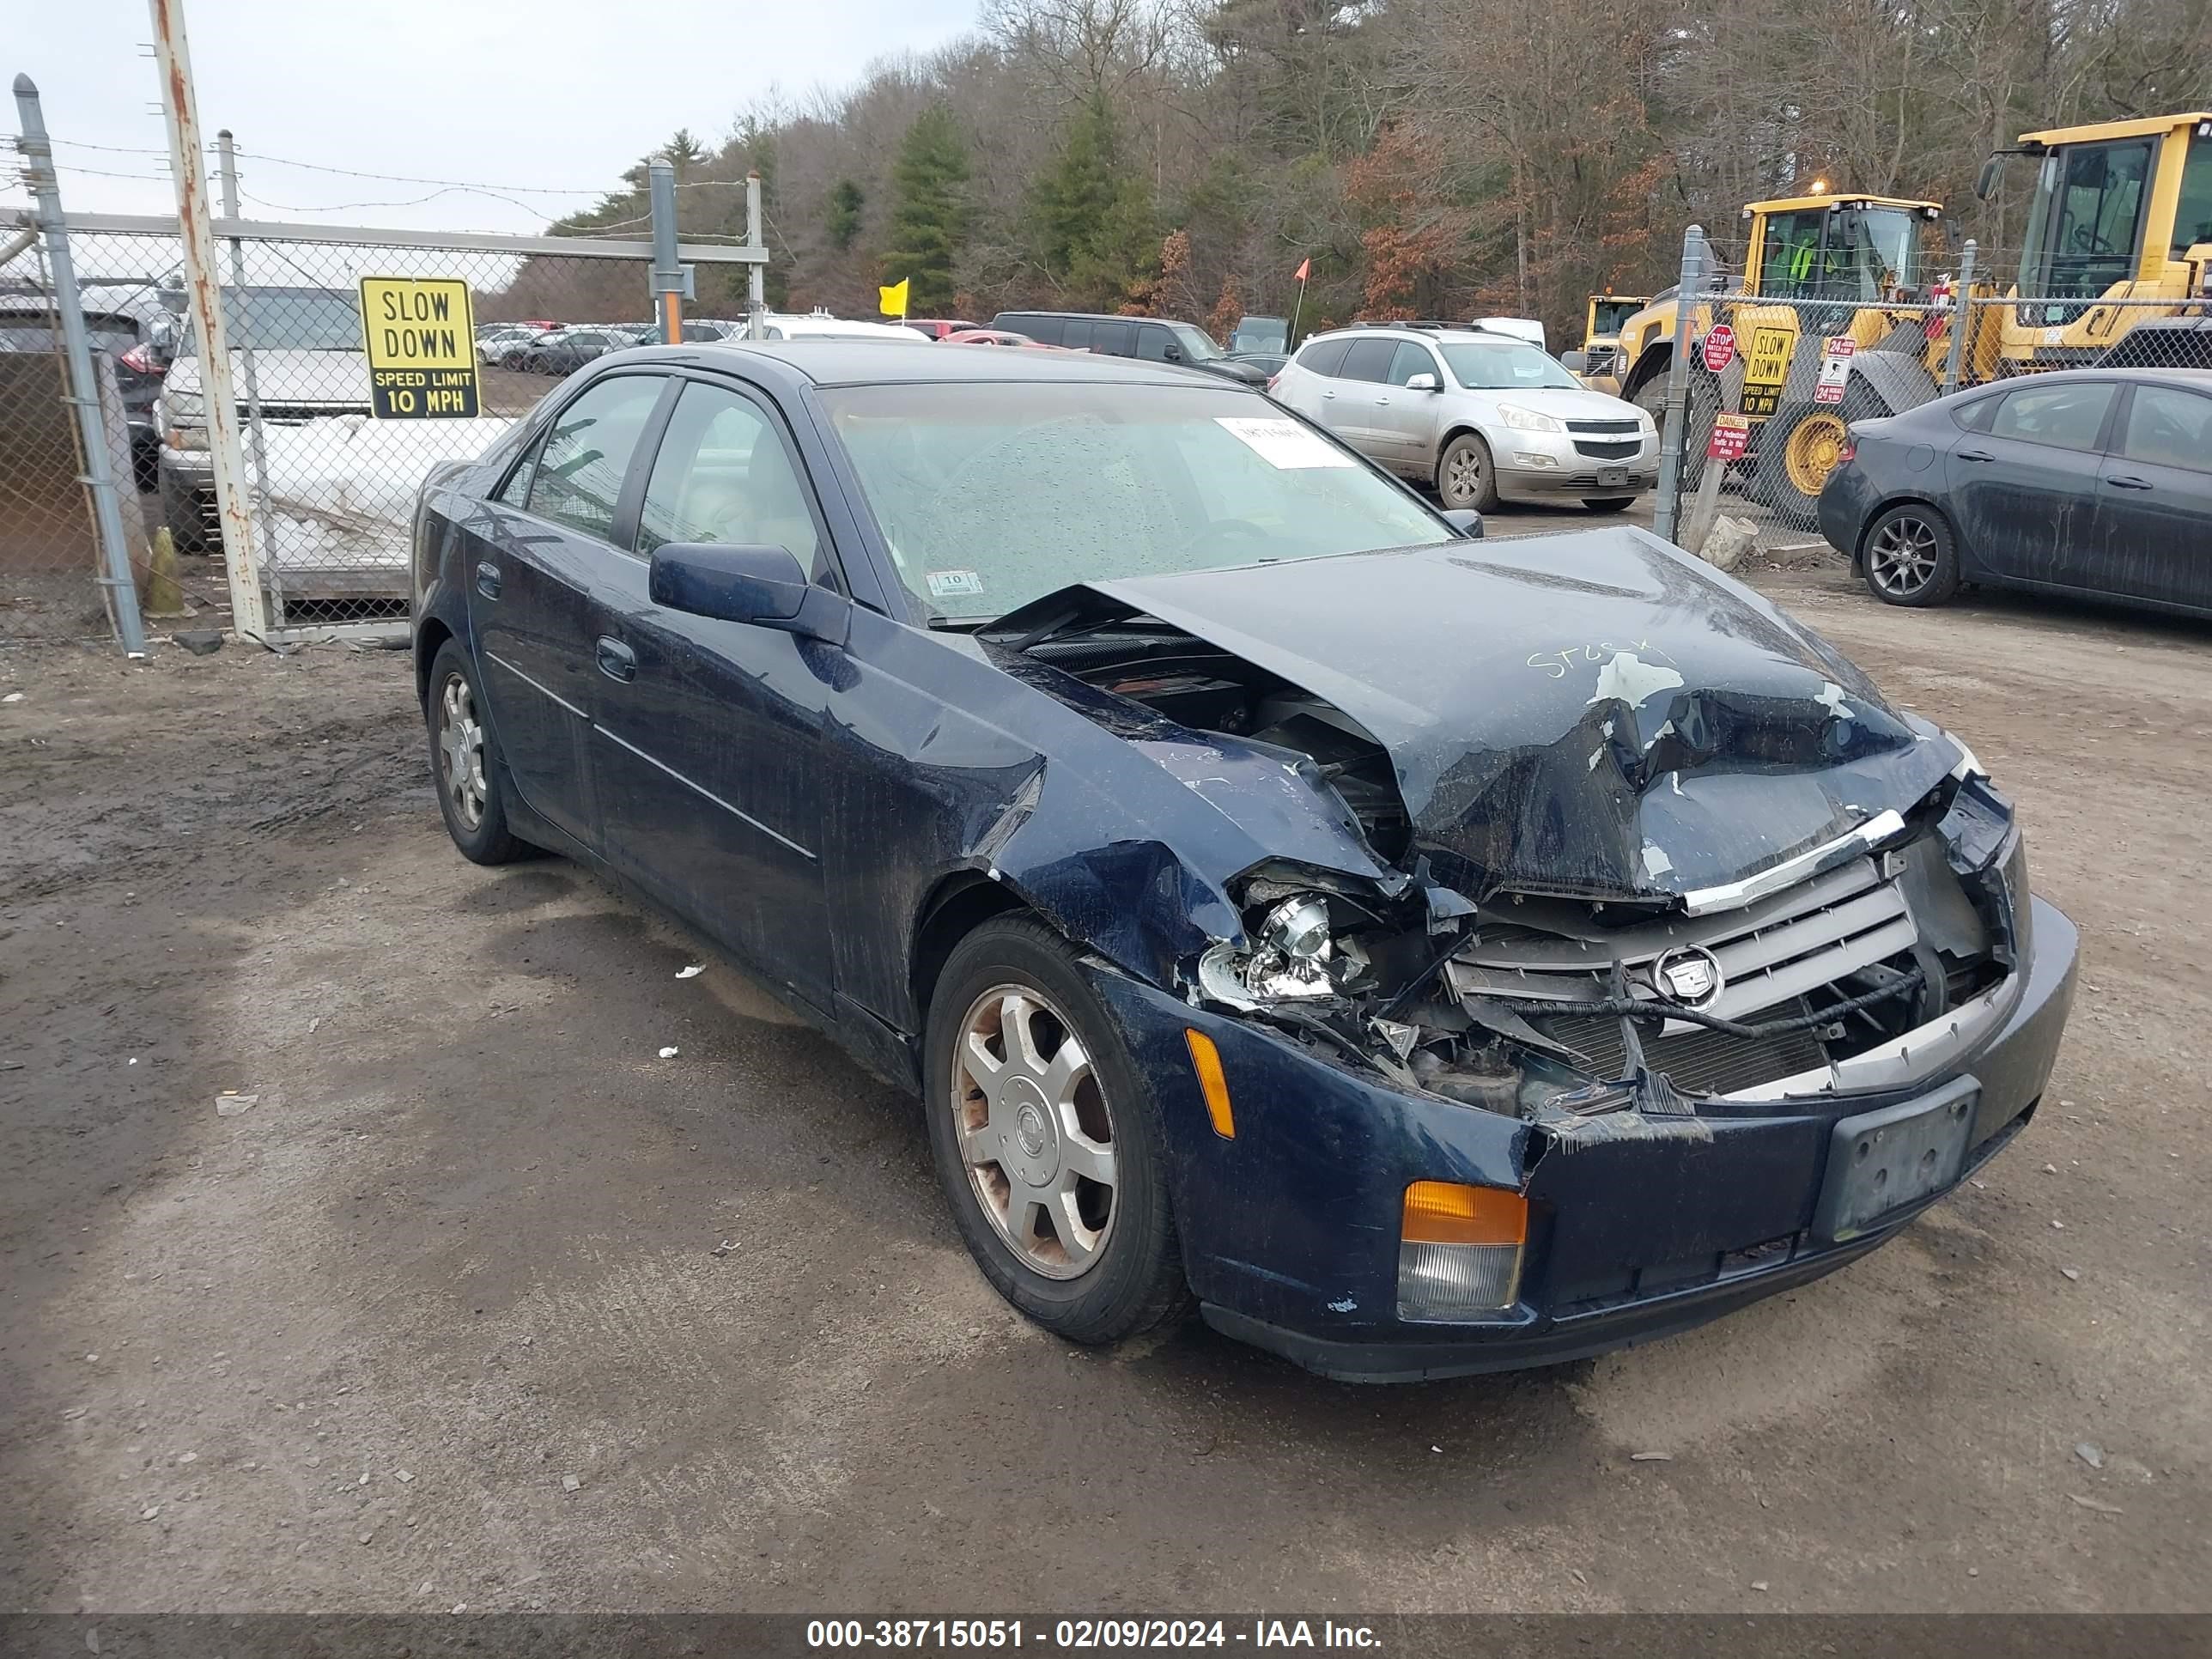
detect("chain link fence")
[1650,234,2212,568]
[0,222,690,642]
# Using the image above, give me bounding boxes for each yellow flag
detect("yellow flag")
[878,277,910,319]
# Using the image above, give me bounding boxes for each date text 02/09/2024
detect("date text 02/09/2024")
[805,1620,1383,1649]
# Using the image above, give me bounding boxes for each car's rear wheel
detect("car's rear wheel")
[923,916,1189,1344]
[1437,432,1500,513]
[1861,503,1960,608]
[427,639,527,864]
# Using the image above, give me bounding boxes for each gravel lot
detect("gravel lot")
[1,557,2205,1614]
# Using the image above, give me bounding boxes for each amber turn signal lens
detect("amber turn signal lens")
[1185,1028,1234,1139]
[1402,1181,1528,1247]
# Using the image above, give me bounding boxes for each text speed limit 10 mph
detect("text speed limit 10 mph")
[358,276,480,419]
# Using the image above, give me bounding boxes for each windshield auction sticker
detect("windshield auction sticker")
[358,276,480,418]
[1214,416,1354,468]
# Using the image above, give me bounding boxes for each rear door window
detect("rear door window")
[1987,381,2118,452]
[526,374,667,541]
[1339,338,1398,383]
[1295,337,1353,378]
[1091,319,1135,356]
[2117,383,2212,472]
[1059,319,1094,351]
[1017,315,1061,345]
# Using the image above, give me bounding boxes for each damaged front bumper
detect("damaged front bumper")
[1085,894,2077,1383]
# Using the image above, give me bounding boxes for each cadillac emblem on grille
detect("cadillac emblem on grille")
[1652,944,1726,1009]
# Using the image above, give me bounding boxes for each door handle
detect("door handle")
[2107,474,2154,490]
[1320,389,1336,399]
[596,636,636,683]
[1955,449,1995,463]
[1375,396,1391,406]
[475,561,501,599]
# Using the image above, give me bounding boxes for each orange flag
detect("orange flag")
[1294,257,1311,283]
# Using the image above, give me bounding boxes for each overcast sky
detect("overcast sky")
[8,0,979,233]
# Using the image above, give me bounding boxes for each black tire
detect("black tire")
[1756,391,1889,533]
[923,915,1192,1345]
[1860,502,1961,608]
[425,639,528,864]
[1581,497,1637,512]
[1436,431,1501,513]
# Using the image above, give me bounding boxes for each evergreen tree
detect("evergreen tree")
[1029,95,1158,312]
[881,107,971,314]
[825,179,866,252]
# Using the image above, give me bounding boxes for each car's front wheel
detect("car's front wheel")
[1861,503,1961,607]
[923,916,1190,1345]
[426,639,527,864]
[1582,496,1637,512]
[1437,432,1500,513]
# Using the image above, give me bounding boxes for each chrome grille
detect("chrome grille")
[1565,418,1639,434]
[1449,856,1916,1031]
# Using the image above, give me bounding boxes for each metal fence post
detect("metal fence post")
[648,161,684,344]
[1651,223,1705,547]
[215,128,285,629]
[149,0,267,641]
[1942,239,1978,396]
[745,173,767,340]
[11,75,149,657]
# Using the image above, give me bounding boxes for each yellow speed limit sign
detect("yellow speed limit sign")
[1740,325,1794,419]
[359,276,479,418]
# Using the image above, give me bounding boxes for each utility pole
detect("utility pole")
[148,0,266,639]
[12,76,148,656]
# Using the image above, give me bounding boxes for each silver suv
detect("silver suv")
[1271,325,1658,511]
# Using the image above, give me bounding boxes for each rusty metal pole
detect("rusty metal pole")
[149,0,267,640]
[12,75,149,657]
[648,161,684,344]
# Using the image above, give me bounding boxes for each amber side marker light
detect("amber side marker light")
[1399,1181,1527,1319]
[1184,1029,1234,1139]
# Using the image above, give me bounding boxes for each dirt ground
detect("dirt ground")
[1,557,2205,1616]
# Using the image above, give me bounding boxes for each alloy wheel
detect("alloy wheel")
[949,983,1119,1280]
[1868,515,1940,599]
[438,672,488,830]
[1443,445,1486,506]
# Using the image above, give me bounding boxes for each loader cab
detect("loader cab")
[2002,115,2212,300]
[1981,113,2212,350]
[1743,194,1942,304]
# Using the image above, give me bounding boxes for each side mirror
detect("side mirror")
[1974,155,2003,202]
[1163,343,1184,362]
[648,542,849,644]
[1560,349,1588,373]
[1440,508,1484,539]
[1405,372,1440,392]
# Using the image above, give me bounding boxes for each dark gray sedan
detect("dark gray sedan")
[1818,368,2212,616]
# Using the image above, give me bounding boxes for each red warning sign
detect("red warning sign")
[1707,412,1752,461]
[1701,325,1736,374]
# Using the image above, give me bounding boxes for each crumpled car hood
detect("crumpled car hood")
[1052,528,1964,902]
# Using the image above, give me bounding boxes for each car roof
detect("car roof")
[1303,325,1522,347]
[996,309,1178,325]
[1951,366,2212,391]
[616,339,1237,389]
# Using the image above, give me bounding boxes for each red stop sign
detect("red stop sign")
[1702,325,1736,373]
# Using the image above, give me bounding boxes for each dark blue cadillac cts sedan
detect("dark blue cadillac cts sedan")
[411,342,2076,1382]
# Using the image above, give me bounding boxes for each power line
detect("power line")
[222,149,605,197]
